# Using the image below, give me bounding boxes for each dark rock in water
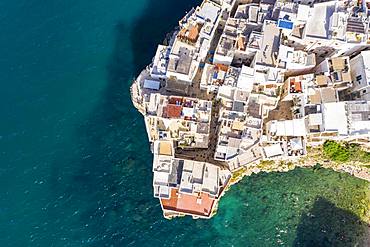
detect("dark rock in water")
[293,197,368,247]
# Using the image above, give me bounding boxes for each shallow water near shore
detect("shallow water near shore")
[0,0,369,246]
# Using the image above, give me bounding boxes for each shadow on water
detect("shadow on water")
[45,1,370,247]
[293,197,369,247]
[48,0,201,246]
[130,0,201,75]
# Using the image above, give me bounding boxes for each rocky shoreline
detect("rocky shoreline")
[220,144,370,226]
[229,145,370,186]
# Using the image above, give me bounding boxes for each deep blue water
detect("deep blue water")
[0,1,368,246]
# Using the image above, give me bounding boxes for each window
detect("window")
[356,75,362,82]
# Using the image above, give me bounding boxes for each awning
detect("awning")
[264,144,284,158]
[144,79,160,90]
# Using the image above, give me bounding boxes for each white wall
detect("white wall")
[350,53,367,91]
[213,53,233,66]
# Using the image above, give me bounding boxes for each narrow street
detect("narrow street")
[173,25,228,167]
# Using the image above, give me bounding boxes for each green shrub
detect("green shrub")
[258,160,275,169]
[323,141,350,162]
[323,141,370,163]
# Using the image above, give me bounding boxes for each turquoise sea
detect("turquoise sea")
[1,0,369,246]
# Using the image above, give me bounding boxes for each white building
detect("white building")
[350,50,370,100]
[307,101,370,139]
[277,45,316,71]
[150,45,171,80]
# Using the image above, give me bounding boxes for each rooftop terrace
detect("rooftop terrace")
[305,1,336,39]
[161,188,215,217]
[256,21,281,66]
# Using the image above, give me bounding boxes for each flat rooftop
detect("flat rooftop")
[159,141,172,156]
[216,36,235,56]
[168,46,192,75]
[196,0,220,24]
[256,21,280,66]
[305,2,336,39]
[161,188,215,217]
[151,45,170,76]
[322,102,347,135]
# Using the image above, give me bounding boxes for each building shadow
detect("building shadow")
[47,0,202,246]
[130,0,201,75]
[293,197,369,247]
